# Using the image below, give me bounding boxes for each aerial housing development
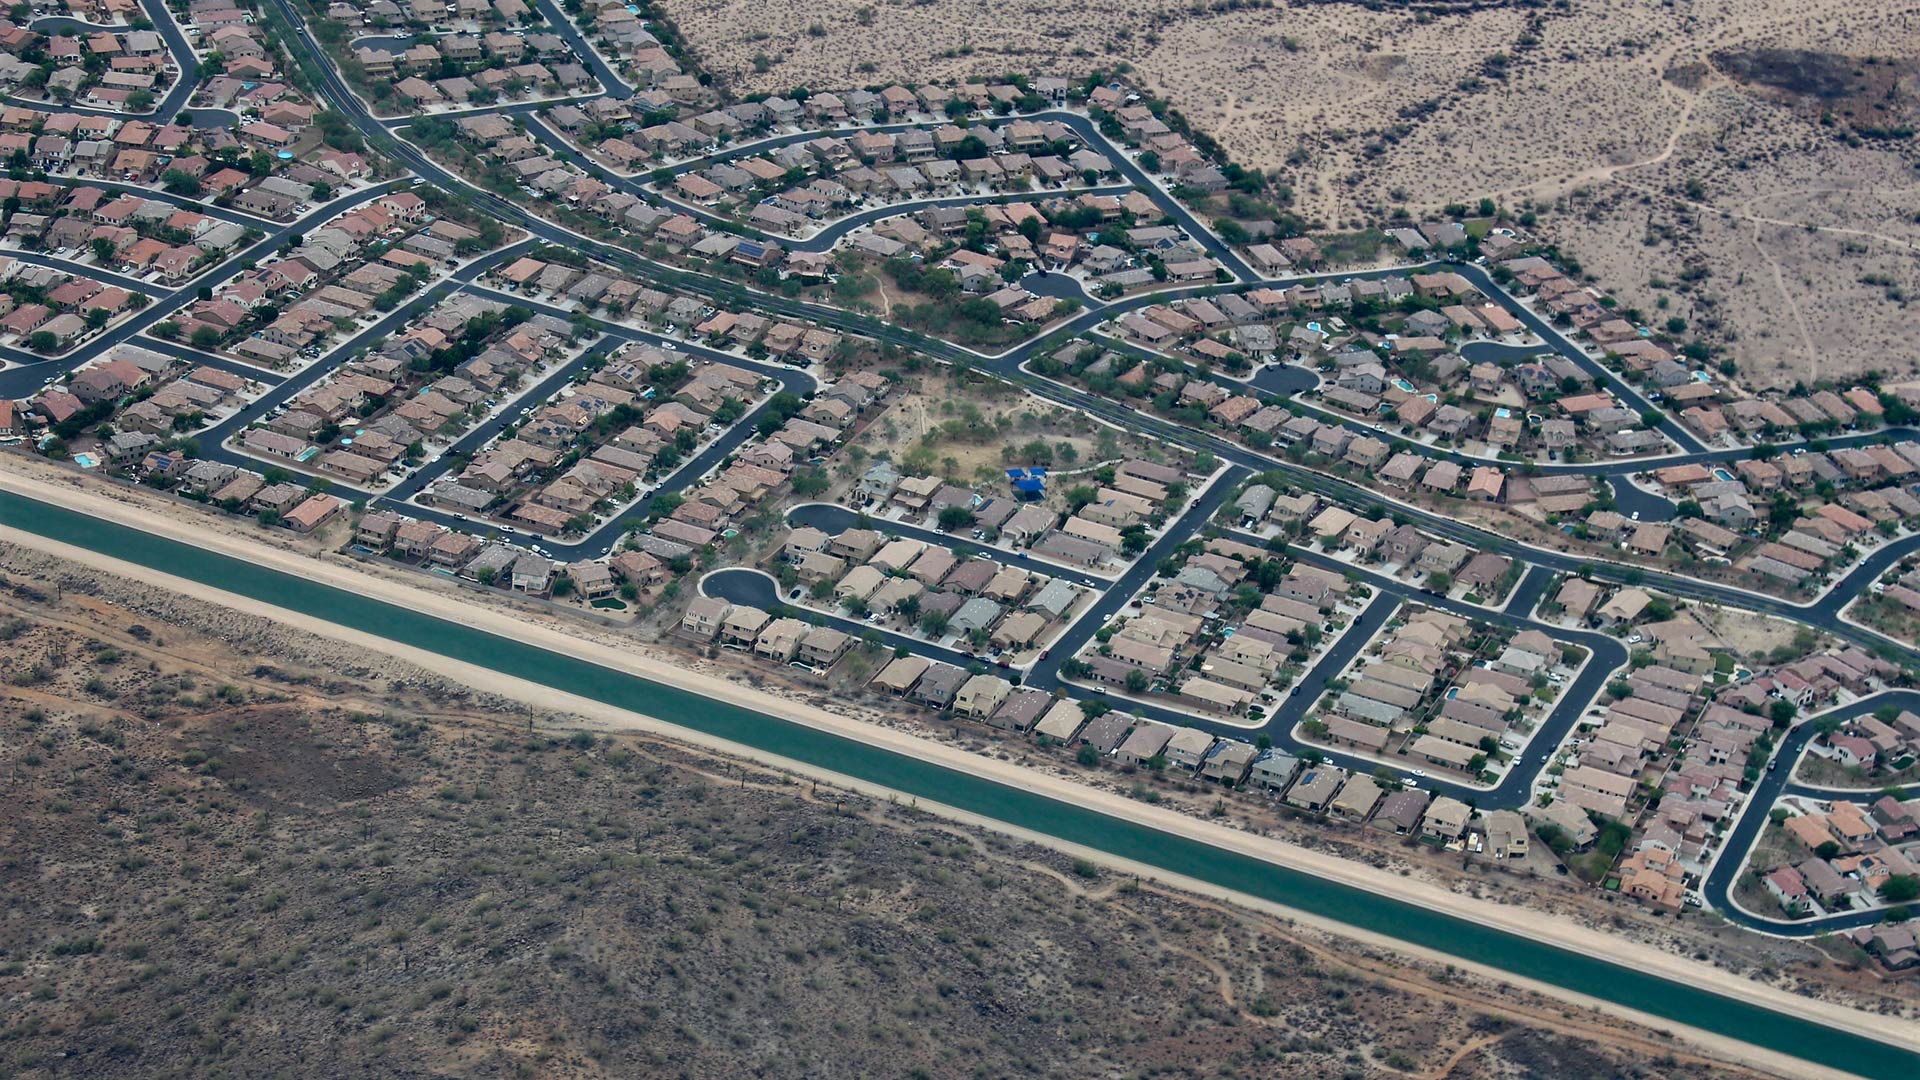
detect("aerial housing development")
[1,2,1918,1078]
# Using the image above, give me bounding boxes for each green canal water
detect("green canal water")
[5,489,1914,1080]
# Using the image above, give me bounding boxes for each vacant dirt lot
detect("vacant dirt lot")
[663,0,1918,390]
[0,546,1795,1080]
[851,364,1182,496]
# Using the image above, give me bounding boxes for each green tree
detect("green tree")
[1882,875,1920,905]
[789,468,830,498]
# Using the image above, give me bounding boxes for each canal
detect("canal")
[3,489,1913,1080]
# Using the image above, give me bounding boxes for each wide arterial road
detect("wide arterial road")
[262,0,1920,676]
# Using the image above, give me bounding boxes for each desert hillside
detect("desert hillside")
[0,543,1779,1080]
[662,0,1920,390]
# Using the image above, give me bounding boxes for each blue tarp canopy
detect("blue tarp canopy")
[1006,468,1027,479]
[1012,478,1046,493]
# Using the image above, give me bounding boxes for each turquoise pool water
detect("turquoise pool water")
[1,489,1911,1080]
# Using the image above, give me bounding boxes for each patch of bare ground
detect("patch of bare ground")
[662,0,1919,390]
[1539,70,1920,392]
[0,546,1788,1080]
[848,364,1180,496]
[3,456,1915,1019]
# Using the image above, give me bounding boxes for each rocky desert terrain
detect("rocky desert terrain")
[662,0,1919,390]
[0,542,1795,1080]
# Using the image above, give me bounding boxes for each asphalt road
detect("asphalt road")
[193,242,538,463]
[7,1,199,121]
[129,334,287,386]
[1503,563,1557,617]
[146,2,1920,679]
[703,465,1630,811]
[516,113,1143,257]
[4,250,170,298]
[1021,270,1090,301]
[11,0,1900,951]
[0,180,407,398]
[526,0,631,100]
[702,566,985,673]
[1231,526,1630,806]
[1458,340,1552,365]
[6,0,1895,833]
[180,242,821,559]
[1701,689,1920,936]
[786,502,1113,588]
[1246,361,1318,398]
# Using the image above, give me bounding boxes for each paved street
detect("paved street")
[12,5,1920,1075]
[2,0,1909,953]
[6,0,200,121]
[786,502,1113,589]
[0,180,408,398]
[7,0,1904,683]
[701,566,985,673]
[1702,689,1920,936]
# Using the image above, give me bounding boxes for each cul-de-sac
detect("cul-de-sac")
[1,2,1918,1077]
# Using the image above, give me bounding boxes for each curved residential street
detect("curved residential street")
[0,3,1915,1066]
